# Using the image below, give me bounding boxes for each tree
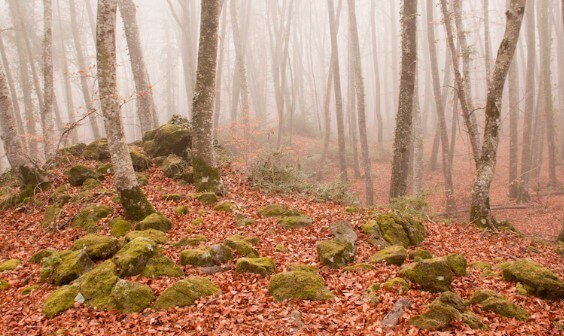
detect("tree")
[390,0,417,199]
[96,0,155,220]
[42,0,55,161]
[191,0,222,193]
[470,0,526,229]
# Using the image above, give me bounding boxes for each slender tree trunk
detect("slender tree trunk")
[508,53,519,199]
[390,0,417,199]
[0,34,24,144]
[370,1,384,158]
[230,0,251,128]
[484,0,492,81]
[347,49,361,179]
[470,0,525,228]
[317,68,333,181]
[411,74,423,196]
[213,1,227,139]
[191,0,222,193]
[96,0,154,220]
[42,0,55,161]
[430,48,452,170]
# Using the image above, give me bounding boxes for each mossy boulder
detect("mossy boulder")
[194,192,218,205]
[160,154,187,179]
[268,271,334,301]
[30,248,58,264]
[369,245,407,266]
[81,178,100,190]
[143,121,192,159]
[111,279,155,314]
[109,217,132,237]
[224,235,259,258]
[129,147,150,172]
[174,235,207,247]
[317,239,355,268]
[42,285,80,317]
[329,220,357,244]
[141,254,183,278]
[0,258,20,272]
[445,254,467,276]
[213,201,233,212]
[462,311,486,330]
[399,258,453,292]
[469,289,528,321]
[180,244,232,267]
[67,165,100,186]
[134,213,172,232]
[71,234,119,260]
[277,215,313,229]
[41,205,60,229]
[287,264,318,273]
[0,279,7,291]
[96,162,113,175]
[153,277,219,310]
[40,250,94,285]
[409,293,464,330]
[410,249,433,261]
[363,212,425,248]
[84,139,110,161]
[383,277,409,292]
[235,257,275,275]
[112,237,156,277]
[21,284,40,295]
[59,142,86,157]
[174,205,190,215]
[257,204,300,217]
[78,261,119,309]
[125,229,168,244]
[72,205,112,232]
[501,259,564,300]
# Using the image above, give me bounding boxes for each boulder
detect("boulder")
[0,258,20,272]
[125,229,168,244]
[369,245,407,266]
[40,250,94,285]
[362,212,425,248]
[109,217,132,237]
[96,163,113,175]
[257,204,300,217]
[42,205,61,228]
[277,215,313,229]
[445,254,467,276]
[153,277,219,310]
[29,248,58,264]
[194,192,218,205]
[501,259,564,300]
[110,279,155,314]
[174,205,190,215]
[409,292,466,330]
[71,234,119,260]
[160,154,187,179]
[235,257,275,275]
[21,285,39,295]
[129,147,150,172]
[469,289,528,321]
[329,220,357,244]
[112,237,156,277]
[78,261,119,309]
[72,205,112,232]
[59,143,86,157]
[383,277,409,292]
[142,119,192,159]
[410,249,433,261]
[224,235,259,258]
[360,220,390,248]
[180,244,232,267]
[317,239,355,268]
[399,258,453,292]
[213,201,233,212]
[0,280,7,291]
[268,271,333,301]
[134,213,172,232]
[141,254,183,278]
[83,139,110,161]
[42,285,80,317]
[66,165,100,186]
[81,178,100,190]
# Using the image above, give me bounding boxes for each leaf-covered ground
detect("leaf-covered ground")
[0,153,562,335]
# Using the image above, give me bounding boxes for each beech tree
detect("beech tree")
[191,0,222,193]
[96,0,155,220]
[42,0,55,161]
[470,0,526,229]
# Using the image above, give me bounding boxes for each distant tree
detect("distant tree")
[191,0,222,193]
[96,0,155,220]
[470,0,525,229]
[42,0,55,161]
[390,0,417,199]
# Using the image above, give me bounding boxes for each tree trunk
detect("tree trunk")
[370,1,384,158]
[390,0,417,199]
[0,34,24,144]
[96,0,154,221]
[230,0,251,128]
[118,0,158,135]
[347,49,361,179]
[484,0,492,81]
[508,53,519,199]
[191,0,222,193]
[470,0,525,229]
[42,0,55,161]
[213,1,227,139]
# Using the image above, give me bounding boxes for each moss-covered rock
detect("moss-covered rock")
[224,235,259,258]
[160,154,186,179]
[235,257,275,275]
[81,178,101,190]
[235,215,255,227]
[134,213,172,232]
[118,186,156,221]
[42,285,80,317]
[41,205,61,229]
[399,258,453,292]
[0,258,20,272]
[383,277,409,292]
[111,279,155,314]
[125,229,168,244]
[140,254,183,278]
[143,121,192,159]
[180,244,232,266]
[268,271,333,301]
[109,217,132,237]
[369,245,407,266]
[194,192,218,205]
[96,162,113,175]
[129,148,150,172]
[72,204,112,232]
[112,237,156,277]
[277,215,312,229]
[29,248,58,264]
[21,284,39,295]
[153,277,219,310]
[409,299,462,330]
[257,204,300,217]
[445,254,467,276]
[0,279,7,291]
[410,249,433,261]
[364,212,426,248]
[78,261,118,309]
[59,142,86,157]
[71,234,119,260]
[136,173,149,186]
[343,263,374,272]
[376,214,410,247]
[174,205,190,215]
[275,244,288,253]
[67,165,100,186]
[461,311,486,330]
[469,289,528,321]
[286,264,318,273]
[360,220,390,248]
[214,201,233,212]
[317,239,355,268]
[501,259,564,300]
[329,220,357,244]
[84,139,110,161]
[40,250,94,285]
[174,235,207,247]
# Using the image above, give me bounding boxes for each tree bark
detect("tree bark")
[484,0,492,81]
[370,1,384,158]
[213,1,227,139]
[390,0,417,199]
[508,51,519,199]
[96,0,154,221]
[42,0,55,161]
[0,34,24,144]
[470,0,525,229]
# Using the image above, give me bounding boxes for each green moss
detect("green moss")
[143,121,192,159]
[141,254,183,278]
[445,254,467,276]
[268,271,334,301]
[192,156,221,192]
[286,264,318,273]
[277,215,313,229]
[160,194,183,201]
[235,215,255,227]
[153,277,219,310]
[42,285,80,317]
[72,205,113,232]
[469,289,502,304]
[21,284,40,295]
[214,201,233,212]
[235,257,275,275]
[83,139,110,161]
[369,245,407,266]
[118,186,155,221]
[77,261,118,308]
[462,311,486,330]
[112,237,156,277]
[174,235,207,247]
[480,297,528,321]
[257,204,300,217]
[343,263,374,272]
[111,279,155,314]
[317,239,355,268]
[160,154,186,179]
[224,235,259,258]
[42,206,61,229]
[383,277,409,292]
[0,279,7,291]
[129,148,150,172]
[29,248,58,264]
[109,217,132,237]
[71,234,119,260]
[194,192,218,205]
[136,173,149,186]
[81,178,100,190]
[41,250,94,285]
[410,249,433,261]
[376,214,410,248]
[66,165,100,186]
[409,300,462,330]
[516,282,528,295]
[399,258,453,292]
[96,163,113,175]
[191,218,203,226]
[501,259,564,300]
[275,244,288,253]
[0,258,21,272]
[180,244,232,266]
[174,205,190,215]
[135,213,172,232]
[125,229,168,244]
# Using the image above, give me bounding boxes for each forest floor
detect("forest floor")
[0,135,563,335]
